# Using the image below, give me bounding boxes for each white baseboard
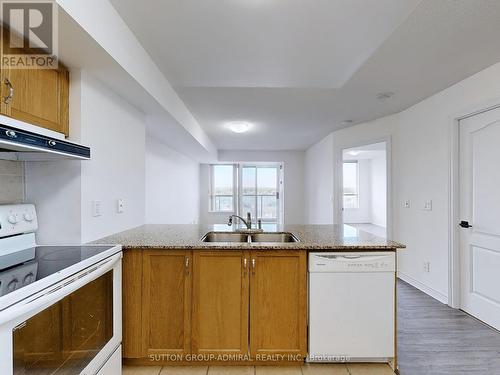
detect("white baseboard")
[397,272,448,304]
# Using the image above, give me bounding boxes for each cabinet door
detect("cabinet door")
[2,65,69,136]
[192,251,249,356]
[249,251,307,359]
[142,251,192,356]
[122,249,143,358]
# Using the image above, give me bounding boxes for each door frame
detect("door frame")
[334,136,393,239]
[448,101,500,308]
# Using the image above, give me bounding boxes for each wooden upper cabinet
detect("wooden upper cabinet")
[192,251,250,356]
[249,250,307,359]
[1,65,69,136]
[142,251,192,357]
[0,26,69,136]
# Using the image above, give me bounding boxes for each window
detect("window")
[240,165,279,223]
[343,161,359,209]
[208,163,282,223]
[209,164,235,212]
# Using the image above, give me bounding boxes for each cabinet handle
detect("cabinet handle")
[185,257,190,275]
[251,258,256,274]
[3,78,14,104]
[243,258,248,269]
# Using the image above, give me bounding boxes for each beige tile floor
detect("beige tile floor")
[123,363,395,375]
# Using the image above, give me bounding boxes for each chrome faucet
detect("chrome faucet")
[228,212,252,229]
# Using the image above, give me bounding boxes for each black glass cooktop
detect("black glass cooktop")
[0,245,116,297]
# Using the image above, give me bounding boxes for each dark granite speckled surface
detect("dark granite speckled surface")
[93,224,405,251]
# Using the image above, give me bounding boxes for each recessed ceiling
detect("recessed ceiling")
[110,0,500,150]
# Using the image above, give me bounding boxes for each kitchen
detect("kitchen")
[1,1,500,375]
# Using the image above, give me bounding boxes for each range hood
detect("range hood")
[0,115,90,161]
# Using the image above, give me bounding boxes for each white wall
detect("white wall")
[304,134,334,224]
[146,136,200,224]
[199,150,305,225]
[305,60,500,303]
[79,72,146,243]
[0,161,24,204]
[371,155,387,227]
[199,164,231,225]
[343,159,372,224]
[26,70,146,244]
[25,70,203,244]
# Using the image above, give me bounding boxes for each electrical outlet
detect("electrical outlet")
[423,261,430,273]
[92,200,102,217]
[117,199,125,213]
[404,200,411,208]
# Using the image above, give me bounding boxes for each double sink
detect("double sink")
[201,231,299,244]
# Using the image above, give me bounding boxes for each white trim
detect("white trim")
[398,272,448,304]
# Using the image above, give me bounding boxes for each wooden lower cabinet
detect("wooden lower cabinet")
[192,251,250,356]
[142,250,192,357]
[250,251,307,359]
[122,249,307,364]
[122,249,143,358]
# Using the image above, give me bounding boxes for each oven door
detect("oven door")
[0,251,122,375]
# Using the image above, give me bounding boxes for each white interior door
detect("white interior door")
[459,107,500,330]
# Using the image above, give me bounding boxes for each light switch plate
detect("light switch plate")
[92,200,102,217]
[117,199,125,213]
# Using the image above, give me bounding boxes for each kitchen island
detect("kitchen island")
[95,224,405,369]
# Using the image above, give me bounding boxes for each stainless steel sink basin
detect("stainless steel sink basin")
[201,231,299,244]
[201,232,249,243]
[250,232,299,243]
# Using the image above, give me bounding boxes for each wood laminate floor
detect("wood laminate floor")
[397,279,500,375]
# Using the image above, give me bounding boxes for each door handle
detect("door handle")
[3,78,14,104]
[459,221,472,228]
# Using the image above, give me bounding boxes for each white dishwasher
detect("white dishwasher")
[308,252,395,363]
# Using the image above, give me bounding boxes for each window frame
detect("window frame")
[343,160,360,210]
[208,164,237,213]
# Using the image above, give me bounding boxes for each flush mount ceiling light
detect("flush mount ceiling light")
[226,121,252,133]
[348,150,361,156]
[341,120,354,125]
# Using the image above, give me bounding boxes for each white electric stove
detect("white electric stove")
[0,204,122,375]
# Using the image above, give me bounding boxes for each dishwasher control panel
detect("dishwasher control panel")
[309,252,395,273]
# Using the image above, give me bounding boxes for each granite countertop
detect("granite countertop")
[93,224,406,251]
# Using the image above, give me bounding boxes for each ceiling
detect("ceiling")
[110,0,500,151]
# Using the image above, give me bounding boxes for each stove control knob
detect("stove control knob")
[24,213,34,222]
[7,278,18,292]
[23,272,35,284]
[8,214,18,224]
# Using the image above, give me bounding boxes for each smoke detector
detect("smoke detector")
[376,92,395,100]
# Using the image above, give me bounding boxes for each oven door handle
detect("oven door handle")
[0,252,121,326]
